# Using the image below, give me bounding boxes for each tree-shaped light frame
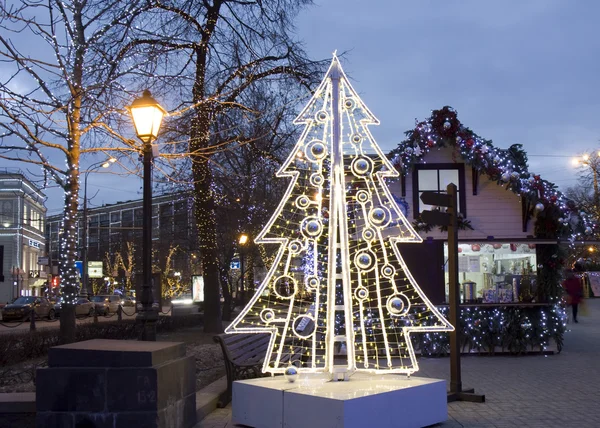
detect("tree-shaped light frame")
[226,55,453,376]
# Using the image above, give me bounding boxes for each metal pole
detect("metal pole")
[239,249,244,305]
[447,183,461,393]
[138,140,157,341]
[82,173,89,298]
[594,167,599,208]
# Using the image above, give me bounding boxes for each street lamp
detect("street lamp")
[573,152,600,207]
[128,89,166,341]
[81,158,116,298]
[239,233,249,304]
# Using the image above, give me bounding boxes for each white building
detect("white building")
[0,171,47,303]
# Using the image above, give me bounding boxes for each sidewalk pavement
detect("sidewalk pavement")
[196,299,600,427]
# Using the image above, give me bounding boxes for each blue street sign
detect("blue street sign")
[75,261,83,277]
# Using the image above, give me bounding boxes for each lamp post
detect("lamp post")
[81,158,116,298]
[238,233,248,305]
[128,89,166,341]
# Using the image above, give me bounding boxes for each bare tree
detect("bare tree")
[123,0,324,332]
[0,0,149,342]
[118,241,136,294]
[103,251,120,294]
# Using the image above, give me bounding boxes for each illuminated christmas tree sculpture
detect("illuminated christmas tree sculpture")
[226,55,453,377]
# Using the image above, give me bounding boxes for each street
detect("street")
[0,305,173,334]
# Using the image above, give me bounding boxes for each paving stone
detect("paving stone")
[195,299,600,427]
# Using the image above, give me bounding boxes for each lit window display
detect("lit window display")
[444,242,537,304]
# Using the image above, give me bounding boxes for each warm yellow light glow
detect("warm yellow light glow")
[109,158,117,163]
[102,162,110,168]
[572,158,580,166]
[129,90,166,144]
[583,154,590,161]
[589,246,595,252]
[239,234,249,245]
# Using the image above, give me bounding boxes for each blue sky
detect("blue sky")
[34,1,600,213]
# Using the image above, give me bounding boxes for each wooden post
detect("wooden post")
[446,183,461,393]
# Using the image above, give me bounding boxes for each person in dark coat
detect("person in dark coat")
[563,270,583,323]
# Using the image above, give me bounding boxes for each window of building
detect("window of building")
[122,210,133,226]
[412,163,466,216]
[443,242,538,304]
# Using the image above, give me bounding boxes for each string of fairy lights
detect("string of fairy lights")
[390,106,596,242]
[226,56,453,376]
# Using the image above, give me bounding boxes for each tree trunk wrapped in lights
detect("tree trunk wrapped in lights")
[226,56,453,376]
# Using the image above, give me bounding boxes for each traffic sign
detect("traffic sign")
[420,191,452,207]
[88,261,103,278]
[421,209,450,226]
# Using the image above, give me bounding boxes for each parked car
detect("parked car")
[1,296,55,321]
[90,295,121,316]
[120,296,135,307]
[54,297,95,317]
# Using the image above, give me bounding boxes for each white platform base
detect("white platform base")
[232,372,447,428]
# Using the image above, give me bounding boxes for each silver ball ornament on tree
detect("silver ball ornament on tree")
[586,227,593,235]
[501,172,511,181]
[535,203,544,212]
[494,156,501,164]
[284,366,298,383]
[443,121,451,130]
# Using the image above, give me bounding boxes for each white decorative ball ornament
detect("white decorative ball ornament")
[494,156,500,164]
[528,177,535,184]
[456,136,462,143]
[586,227,592,235]
[284,366,298,383]
[501,172,511,181]
[443,121,451,130]
[535,203,544,212]
[511,172,519,179]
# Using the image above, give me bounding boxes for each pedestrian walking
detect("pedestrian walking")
[563,270,584,323]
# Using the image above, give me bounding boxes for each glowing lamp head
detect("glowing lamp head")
[239,234,249,245]
[129,90,166,143]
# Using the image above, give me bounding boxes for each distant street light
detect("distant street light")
[81,158,116,298]
[239,233,249,304]
[128,89,166,341]
[573,152,600,207]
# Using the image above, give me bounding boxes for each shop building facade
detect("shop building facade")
[0,171,47,303]
[390,145,539,305]
[387,106,589,308]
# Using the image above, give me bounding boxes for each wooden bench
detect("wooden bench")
[213,332,308,407]
[213,333,271,407]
